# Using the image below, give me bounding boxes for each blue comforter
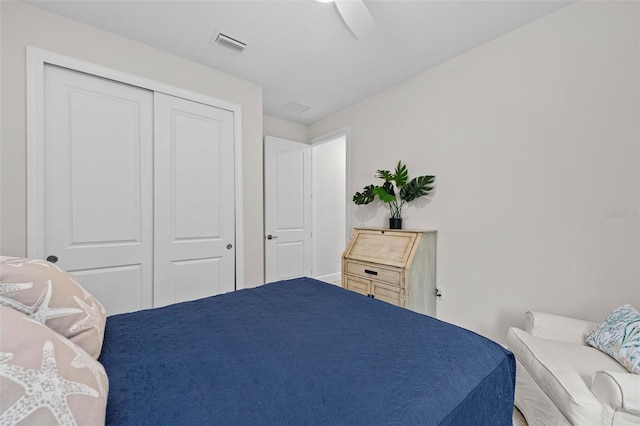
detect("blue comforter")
[100,278,514,425]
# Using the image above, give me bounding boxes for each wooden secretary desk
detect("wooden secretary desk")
[342,228,437,316]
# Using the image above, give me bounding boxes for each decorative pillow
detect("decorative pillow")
[586,304,640,374]
[0,256,106,359]
[0,305,108,425]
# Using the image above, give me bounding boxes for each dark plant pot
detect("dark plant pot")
[389,217,403,229]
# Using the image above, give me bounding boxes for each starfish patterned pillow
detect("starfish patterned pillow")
[0,257,107,359]
[0,305,108,425]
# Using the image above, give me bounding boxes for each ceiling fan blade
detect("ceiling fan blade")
[335,0,375,40]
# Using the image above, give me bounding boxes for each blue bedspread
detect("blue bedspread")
[100,278,514,425]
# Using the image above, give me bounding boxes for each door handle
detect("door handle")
[266,235,278,240]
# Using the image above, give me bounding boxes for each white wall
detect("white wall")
[312,136,346,283]
[0,0,265,287]
[309,1,640,342]
[263,115,308,143]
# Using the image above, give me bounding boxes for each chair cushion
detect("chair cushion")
[525,311,599,344]
[592,371,640,413]
[586,305,640,374]
[507,327,626,426]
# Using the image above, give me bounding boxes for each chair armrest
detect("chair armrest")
[592,371,640,414]
[525,311,599,345]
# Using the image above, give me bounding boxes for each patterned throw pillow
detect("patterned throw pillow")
[0,257,107,359]
[585,304,640,374]
[0,305,108,425]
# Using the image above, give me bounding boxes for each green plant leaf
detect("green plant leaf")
[375,169,393,182]
[400,175,435,202]
[393,161,408,188]
[353,185,375,205]
[373,185,396,203]
[382,181,395,196]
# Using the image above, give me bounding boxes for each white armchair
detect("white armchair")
[506,311,640,426]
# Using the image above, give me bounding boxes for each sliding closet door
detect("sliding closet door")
[153,93,236,307]
[42,65,154,315]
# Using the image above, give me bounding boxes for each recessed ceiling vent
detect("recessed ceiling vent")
[211,30,248,53]
[280,101,311,115]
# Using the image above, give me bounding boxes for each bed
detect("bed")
[98,277,515,425]
[0,258,514,425]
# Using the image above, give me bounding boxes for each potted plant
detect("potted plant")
[353,161,435,229]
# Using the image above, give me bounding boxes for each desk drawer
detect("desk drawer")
[344,275,370,296]
[372,281,403,307]
[345,261,401,285]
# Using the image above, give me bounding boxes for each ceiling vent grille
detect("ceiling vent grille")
[280,101,311,115]
[212,31,248,52]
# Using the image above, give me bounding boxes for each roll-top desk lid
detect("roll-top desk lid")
[344,228,436,268]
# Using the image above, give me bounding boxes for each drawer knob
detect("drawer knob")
[364,269,378,276]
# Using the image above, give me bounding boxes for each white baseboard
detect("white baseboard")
[314,273,341,285]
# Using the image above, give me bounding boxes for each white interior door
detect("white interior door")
[153,93,236,307]
[264,136,312,282]
[42,64,154,315]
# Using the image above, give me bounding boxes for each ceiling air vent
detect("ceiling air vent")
[280,101,311,115]
[212,31,248,53]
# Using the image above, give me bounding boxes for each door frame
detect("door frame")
[309,127,352,247]
[26,47,245,288]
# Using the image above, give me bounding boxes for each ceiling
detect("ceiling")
[24,0,572,125]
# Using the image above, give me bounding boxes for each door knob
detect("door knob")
[266,235,278,240]
[46,255,59,264]
[226,244,233,250]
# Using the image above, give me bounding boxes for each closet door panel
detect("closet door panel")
[172,258,223,303]
[72,265,144,315]
[68,92,141,243]
[172,112,221,239]
[154,93,236,307]
[43,64,154,315]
